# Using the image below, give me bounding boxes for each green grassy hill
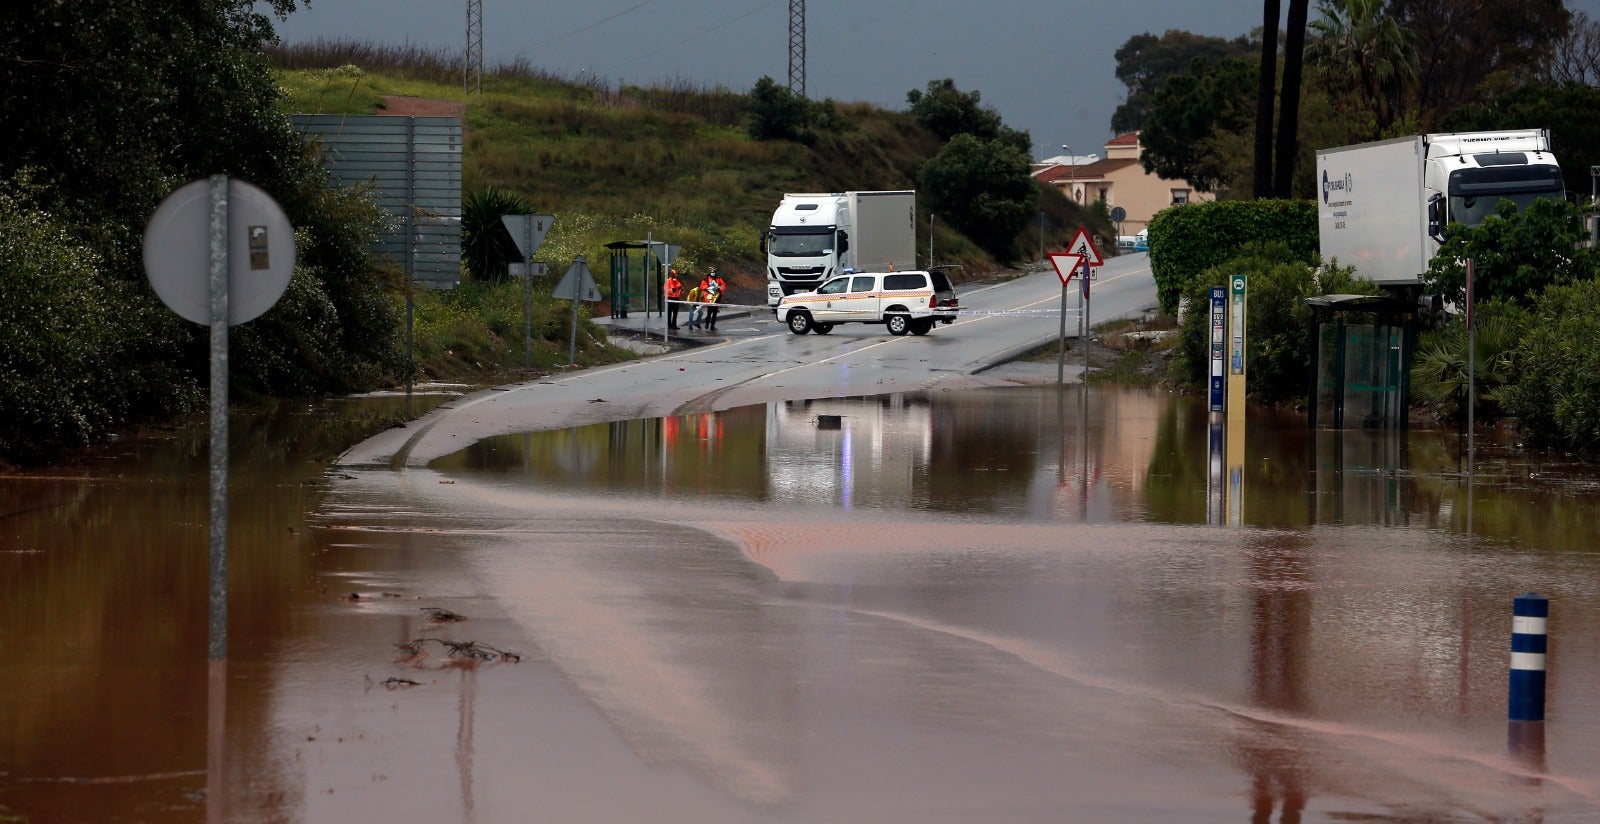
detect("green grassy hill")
[270,42,1091,302]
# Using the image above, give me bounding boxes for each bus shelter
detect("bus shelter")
[1303,294,1419,430]
[606,239,671,320]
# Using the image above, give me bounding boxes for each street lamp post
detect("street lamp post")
[1062,144,1077,203]
[1590,165,1598,248]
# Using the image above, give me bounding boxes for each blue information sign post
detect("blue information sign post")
[1208,286,1226,412]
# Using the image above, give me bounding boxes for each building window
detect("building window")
[1171,188,1190,205]
[1098,187,1109,202]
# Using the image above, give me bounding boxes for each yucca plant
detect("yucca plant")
[461,187,533,283]
[1410,300,1526,423]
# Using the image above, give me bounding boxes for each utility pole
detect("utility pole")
[464,0,483,95]
[788,0,806,97]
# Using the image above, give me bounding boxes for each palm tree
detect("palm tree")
[1307,0,1418,138]
[1274,0,1310,198]
[1254,0,1281,199]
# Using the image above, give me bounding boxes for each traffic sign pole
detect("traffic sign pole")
[206,175,229,663]
[145,175,295,824]
[1082,256,1091,378]
[1047,229,1104,387]
[502,214,554,371]
[525,215,533,371]
[1058,279,1069,383]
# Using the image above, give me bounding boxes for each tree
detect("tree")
[919,134,1035,260]
[1111,30,1258,134]
[747,75,811,141]
[1139,57,1257,193]
[0,1,406,460]
[1307,0,1418,140]
[1390,0,1571,127]
[1254,0,1282,199]
[1274,0,1311,198]
[1541,11,1600,86]
[0,0,306,225]
[1423,198,1598,309]
[907,78,999,141]
[906,78,1030,153]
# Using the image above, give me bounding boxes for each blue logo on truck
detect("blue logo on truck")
[1321,170,1353,204]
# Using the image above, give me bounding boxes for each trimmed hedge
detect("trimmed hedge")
[1147,199,1318,315]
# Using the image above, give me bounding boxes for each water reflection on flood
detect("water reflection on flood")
[7,385,1600,822]
[0,395,449,822]
[436,386,1600,549]
[420,385,1600,819]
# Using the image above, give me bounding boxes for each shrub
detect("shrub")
[1147,199,1318,315]
[0,184,199,462]
[1172,244,1375,404]
[1408,299,1526,423]
[1422,197,1598,309]
[1499,278,1600,453]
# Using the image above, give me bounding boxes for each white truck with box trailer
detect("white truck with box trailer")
[763,190,917,307]
[1316,130,1565,288]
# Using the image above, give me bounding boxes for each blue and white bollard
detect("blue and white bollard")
[1508,593,1549,722]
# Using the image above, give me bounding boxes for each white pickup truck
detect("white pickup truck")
[775,269,958,336]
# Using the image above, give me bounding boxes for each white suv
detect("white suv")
[776,270,958,336]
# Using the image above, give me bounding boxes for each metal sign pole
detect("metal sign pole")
[524,221,534,371]
[205,175,229,662]
[646,232,657,341]
[1057,281,1068,384]
[568,255,585,366]
[1082,257,1091,378]
[205,175,231,824]
[1467,258,1475,482]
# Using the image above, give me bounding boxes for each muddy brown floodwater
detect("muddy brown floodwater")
[4,385,1600,822]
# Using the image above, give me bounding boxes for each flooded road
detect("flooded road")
[5,386,1600,821]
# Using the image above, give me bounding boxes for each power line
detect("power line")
[493,1,655,62]
[597,0,782,77]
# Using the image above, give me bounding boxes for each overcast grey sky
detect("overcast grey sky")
[268,0,1600,163]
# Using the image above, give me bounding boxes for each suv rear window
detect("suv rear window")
[883,274,925,291]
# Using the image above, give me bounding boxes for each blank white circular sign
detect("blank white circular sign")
[143,177,295,325]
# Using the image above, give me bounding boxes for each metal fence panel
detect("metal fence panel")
[291,115,463,288]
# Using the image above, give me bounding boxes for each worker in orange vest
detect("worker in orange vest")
[665,268,685,330]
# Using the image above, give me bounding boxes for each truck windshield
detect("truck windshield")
[1448,164,1564,226]
[769,231,833,257]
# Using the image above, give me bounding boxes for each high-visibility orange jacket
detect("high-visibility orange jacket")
[665,276,684,300]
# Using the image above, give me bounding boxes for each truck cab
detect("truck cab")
[1422,132,1564,236]
[765,194,847,306]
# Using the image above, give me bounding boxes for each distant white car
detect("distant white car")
[1116,236,1136,252]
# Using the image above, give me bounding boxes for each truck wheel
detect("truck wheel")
[814,323,835,335]
[886,314,910,336]
[910,318,934,335]
[786,311,813,335]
